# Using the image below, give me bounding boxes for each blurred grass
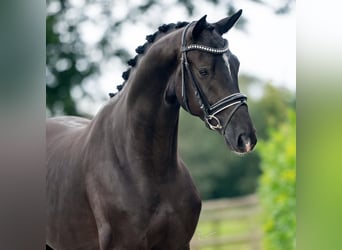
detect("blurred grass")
[191,195,262,250]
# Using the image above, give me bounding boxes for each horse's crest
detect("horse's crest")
[109,21,189,97]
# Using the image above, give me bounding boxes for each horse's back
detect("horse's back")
[47,116,90,135]
[46,116,90,158]
[46,116,99,249]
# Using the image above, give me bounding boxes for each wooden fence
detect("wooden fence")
[190,194,262,250]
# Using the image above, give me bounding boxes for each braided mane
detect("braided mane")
[109,21,189,98]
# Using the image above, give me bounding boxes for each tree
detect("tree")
[248,83,295,140]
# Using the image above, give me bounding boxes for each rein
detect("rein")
[180,22,247,133]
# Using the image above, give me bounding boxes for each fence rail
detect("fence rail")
[190,194,262,250]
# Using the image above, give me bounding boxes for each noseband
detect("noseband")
[180,22,247,133]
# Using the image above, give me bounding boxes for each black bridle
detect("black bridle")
[180,22,247,133]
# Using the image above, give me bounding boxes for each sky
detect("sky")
[77,0,295,113]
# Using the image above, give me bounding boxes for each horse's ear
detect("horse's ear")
[215,9,242,35]
[192,15,207,40]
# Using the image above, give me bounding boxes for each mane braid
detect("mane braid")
[109,21,189,98]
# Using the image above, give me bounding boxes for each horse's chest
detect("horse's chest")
[89,165,201,248]
[141,187,201,247]
[147,200,184,229]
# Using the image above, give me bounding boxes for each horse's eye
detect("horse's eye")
[199,68,209,76]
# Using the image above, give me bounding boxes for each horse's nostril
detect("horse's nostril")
[237,134,246,148]
[237,133,255,152]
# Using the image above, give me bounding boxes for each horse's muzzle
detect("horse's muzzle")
[224,130,257,154]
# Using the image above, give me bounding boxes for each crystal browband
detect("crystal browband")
[181,41,229,54]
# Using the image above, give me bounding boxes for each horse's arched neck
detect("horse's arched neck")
[120,31,182,169]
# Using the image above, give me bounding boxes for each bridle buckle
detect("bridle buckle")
[205,115,222,130]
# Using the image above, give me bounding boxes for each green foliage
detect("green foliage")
[257,109,296,250]
[248,83,295,140]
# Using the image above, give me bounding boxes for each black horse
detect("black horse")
[46,10,257,249]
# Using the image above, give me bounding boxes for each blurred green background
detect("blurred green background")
[46,0,295,249]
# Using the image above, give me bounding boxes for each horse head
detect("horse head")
[169,10,257,154]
